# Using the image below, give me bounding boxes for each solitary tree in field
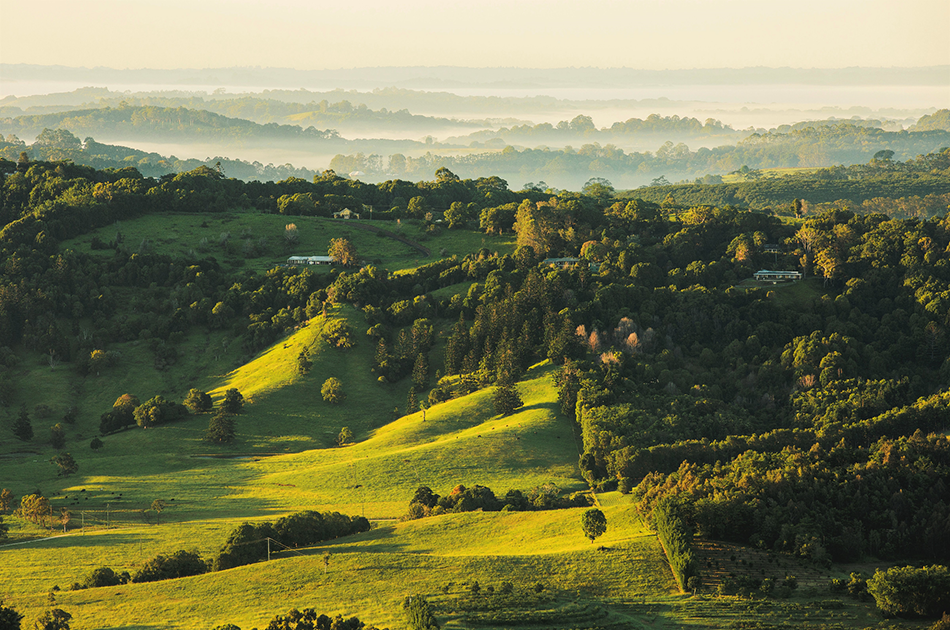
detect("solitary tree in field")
[328,237,359,267]
[296,350,312,375]
[50,423,66,449]
[32,607,72,630]
[403,595,440,630]
[50,453,78,477]
[322,378,345,404]
[12,408,32,441]
[18,493,51,525]
[205,411,236,444]
[0,599,23,628]
[581,507,607,544]
[493,383,523,416]
[151,499,166,525]
[284,223,299,245]
[337,427,354,447]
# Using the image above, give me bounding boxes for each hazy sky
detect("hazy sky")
[1,0,948,70]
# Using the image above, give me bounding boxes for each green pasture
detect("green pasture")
[721,167,821,183]
[1,316,627,627]
[59,211,515,274]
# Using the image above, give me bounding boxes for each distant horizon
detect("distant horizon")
[4,62,948,75]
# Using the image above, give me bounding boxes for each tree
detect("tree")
[581,507,607,543]
[205,411,236,444]
[321,378,345,404]
[90,437,103,451]
[582,177,615,198]
[17,494,50,526]
[112,394,140,420]
[0,600,24,629]
[183,389,213,413]
[412,352,429,391]
[406,387,420,414]
[34,609,73,630]
[322,319,355,348]
[222,389,244,414]
[513,199,559,257]
[0,516,8,541]
[151,499,166,525]
[12,408,32,441]
[296,350,312,375]
[0,488,13,513]
[59,508,71,533]
[337,427,354,447]
[403,595,440,630]
[444,201,474,229]
[866,565,950,618]
[328,237,359,267]
[50,453,78,477]
[406,196,429,219]
[50,424,66,449]
[493,383,523,416]
[284,223,299,245]
[795,225,821,277]
[133,396,184,429]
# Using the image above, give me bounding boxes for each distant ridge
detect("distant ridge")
[3,64,948,90]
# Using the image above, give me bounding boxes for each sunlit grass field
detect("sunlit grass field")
[59,210,515,274]
[3,303,670,628]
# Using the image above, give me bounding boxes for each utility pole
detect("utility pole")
[267,538,271,562]
[81,511,84,535]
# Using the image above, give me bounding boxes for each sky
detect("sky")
[1,0,949,70]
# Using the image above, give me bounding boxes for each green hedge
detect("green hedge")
[653,497,699,592]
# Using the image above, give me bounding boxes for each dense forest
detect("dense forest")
[1,149,949,590]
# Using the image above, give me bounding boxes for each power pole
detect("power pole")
[267,538,271,562]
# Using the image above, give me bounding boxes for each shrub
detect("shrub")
[322,319,355,348]
[183,389,213,413]
[83,567,124,588]
[132,550,208,583]
[867,565,950,618]
[403,595,440,630]
[214,511,369,571]
[322,378,346,404]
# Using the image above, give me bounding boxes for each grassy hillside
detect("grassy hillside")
[3,327,650,628]
[59,211,516,274]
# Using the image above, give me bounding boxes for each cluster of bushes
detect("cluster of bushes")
[403,484,591,520]
[98,388,243,438]
[866,565,950,619]
[98,393,188,434]
[717,575,798,599]
[214,607,388,630]
[652,497,699,592]
[214,510,370,571]
[70,550,207,590]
